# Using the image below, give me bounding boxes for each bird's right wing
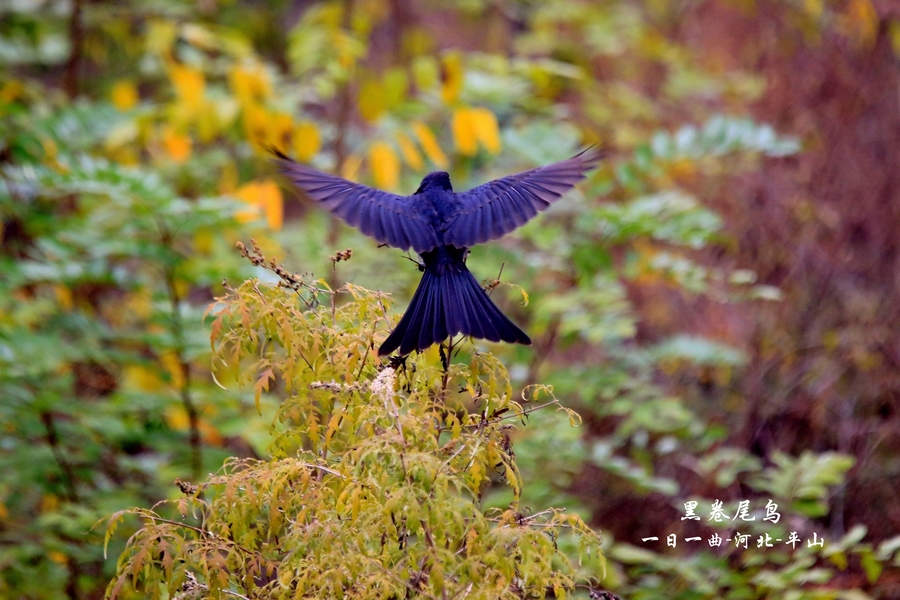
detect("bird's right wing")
[275,153,440,253]
[442,147,603,248]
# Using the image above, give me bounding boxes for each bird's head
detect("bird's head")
[415,171,453,194]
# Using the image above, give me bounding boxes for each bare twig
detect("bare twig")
[161,223,202,480]
[39,410,79,502]
[300,463,345,478]
[64,0,83,98]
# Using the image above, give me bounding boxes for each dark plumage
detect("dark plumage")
[275,146,603,356]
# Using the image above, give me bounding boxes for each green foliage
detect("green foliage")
[751,452,855,518]
[107,258,603,599]
[3,0,895,598]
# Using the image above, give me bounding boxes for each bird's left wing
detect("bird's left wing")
[442,147,603,248]
[275,153,440,253]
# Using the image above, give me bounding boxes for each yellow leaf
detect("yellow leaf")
[199,419,223,445]
[0,79,24,104]
[803,0,823,18]
[452,108,478,156]
[48,551,68,565]
[110,80,138,111]
[666,158,697,184]
[234,182,263,224]
[262,182,284,230]
[123,365,164,392]
[125,288,153,319]
[396,131,424,170]
[196,98,222,143]
[891,21,900,58]
[411,54,439,90]
[383,67,408,109]
[423,343,440,365]
[242,103,269,147]
[194,229,214,254]
[837,0,878,46]
[440,50,464,104]
[41,494,59,513]
[358,76,387,122]
[145,20,177,55]
[293,121,320,162]
[181,23,217,50]
[53,285,73,311]
[160,351,186,390]
[465,528,479,556]
[470,107,502,154]
[168,63,205,111]
[412,120,448,168]
[267,111,294,150]
[368,142,400,189]
[0,501,7,521]
[470,460,485,488]
[105,121,139,154]
[219,161,238,194]
[165,405,190,431]
[234,179,284,230]
[42,138,58,161]
[161,126,192,163]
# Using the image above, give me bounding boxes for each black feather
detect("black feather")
[378,246,530,356]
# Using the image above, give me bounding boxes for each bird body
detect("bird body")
[379,243,532,356]
[275,147,602,356]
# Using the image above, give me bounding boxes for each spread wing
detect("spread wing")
[275,153,440,253]
[442,147,603,248]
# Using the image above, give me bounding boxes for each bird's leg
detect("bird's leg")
[402,252,425,272]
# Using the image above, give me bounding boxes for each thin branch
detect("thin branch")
[300,463,345,478]
[361,556,440,600]
[39,410,79,502]
[139,514,260,558]
[498,399,561,422]
[160,223,202,480]
[354,344,370,381]
[64,0,83,98]
[326,0,357,281]
[486,262,506,297]
[435,399,561,434]
[524,317,559,388]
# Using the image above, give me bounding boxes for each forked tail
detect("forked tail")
[378,248,531,356]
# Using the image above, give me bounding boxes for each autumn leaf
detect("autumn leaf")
[368,141,400,189]
[293,121,321,162]
[110,80,138,110]
[452,108,478,156]
[168,63,206,111]
[234,179,284,230]
[358,76,387,122]
[161,126,192,162]
[164,405,190,430]
[412,120,448,168]
[229,62,272,106]
[441,50,464,104]
[471,107,501,154]
[396,131,424,170]
[837,0,878,46]
[267,111,294,150]
[241,103,270,147]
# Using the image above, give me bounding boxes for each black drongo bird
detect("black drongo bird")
[275,146,602,357]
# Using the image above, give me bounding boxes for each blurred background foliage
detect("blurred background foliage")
[2,0,900,598]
